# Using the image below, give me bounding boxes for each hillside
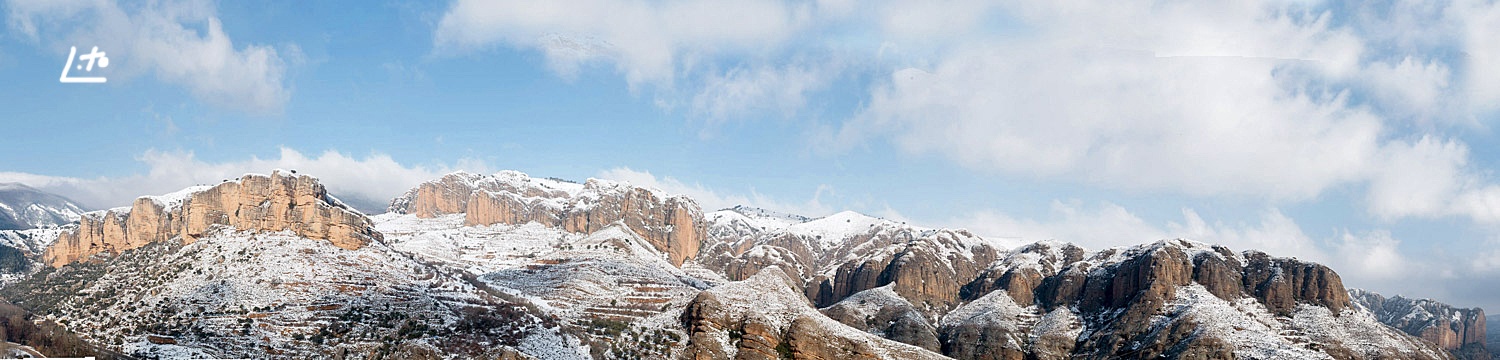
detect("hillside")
[0,170,1482,359]
[0,183,84,231]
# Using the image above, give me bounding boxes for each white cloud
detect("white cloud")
[431,1,1500,224]
[596,167,833,217]
[0,148,489,212]
[6,0,291,113]
[838,1,1379,200]
[432,0,866,129]
[1333,230,1410,281]
[947,201,1167,250]
[434,0,815,88]
[1168,208,1329,264]
[1366,136,1468,220]
[1361,136,1500,224]
[1455,0,1500,115]
[877,0,994,42]
[690,61,835,124]
[1361,57,1452,120]
[824,1,1500,226]
[842,46,1381,200]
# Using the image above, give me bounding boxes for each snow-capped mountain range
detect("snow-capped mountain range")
[0,182,85,230]
[0,170,1487,359]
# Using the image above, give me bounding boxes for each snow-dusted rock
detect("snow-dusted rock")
[0,183,84,231]
[680,267,949,360]
[42,171,379,267]
[1352,288,1490,359]
[389,171,706,266]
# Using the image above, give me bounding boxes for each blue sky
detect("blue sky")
[3,0,1500,311]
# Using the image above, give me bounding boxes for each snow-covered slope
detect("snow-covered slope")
[375,212,710,359]
[3,225,585,359]
[699,207,1003,317]
[937,239,1452,359]
[0,183,84,230]
[0,227,66,285]
[679,267,949,359]
[1351,288,1490,359]
[0,170,1473,360]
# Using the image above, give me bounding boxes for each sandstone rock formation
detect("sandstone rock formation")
[821,285,942,352]
[388,171,705,266]
[679,267,948,360]
[941,239,1446,360]
[697,207,1454,359]
[698,209,1002,318]
[43,171,379,267]
[1352,289,1491,360]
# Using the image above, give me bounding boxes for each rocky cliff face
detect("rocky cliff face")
[821,285,943,352]
[679,267,948,360]
[698,209,1002,318]
[937,239,1448,360]
[1352,289,1491,360]
[42,171,379,267]
[696,209,1451,359]
[388,171,705,266]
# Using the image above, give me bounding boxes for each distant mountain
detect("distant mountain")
[1351,289,1490,359]
[0,169,1477,359]
[0,183,84,230]
[1491,315,1500,357]
[327,193,392,215]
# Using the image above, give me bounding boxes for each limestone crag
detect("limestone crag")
[942,239,1450,359]
[821,285,942,352]
[1352,289,1491,360]
[679,267,949,360]
[43,171,379,267]
[698,209,1002,318]
[388,171,705,266]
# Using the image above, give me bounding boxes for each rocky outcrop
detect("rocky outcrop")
[983,240,1353,318]
[698,209,1001,319]
[813,232,999,315]
[961,241,1086,306]
[821,286,942,352]
[389,171,705,266]
[42,171,379,267]
[1352,289,1491,360]
[938,239,1445,360]
[1241,250,1352,316]
[701,205,1449,360]
[679,268,948,360]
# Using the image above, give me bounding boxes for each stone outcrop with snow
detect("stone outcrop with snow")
[679,267,949,360]
[387,171,706,266]
[0,170,1484,359]
[1352,289,1490,359]
[42,171,379,267]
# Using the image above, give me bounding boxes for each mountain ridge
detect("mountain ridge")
[0,182,85,230]
[0,169,1480,359]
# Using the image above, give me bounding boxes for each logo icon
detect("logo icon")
[60,46,109,83]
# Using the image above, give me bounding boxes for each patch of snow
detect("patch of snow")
[1167,284,1330,359]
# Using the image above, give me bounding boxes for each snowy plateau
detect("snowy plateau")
[0,170,1487,360]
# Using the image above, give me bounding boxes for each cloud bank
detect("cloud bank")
[0,148,490,213]
[7,0,292,113]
